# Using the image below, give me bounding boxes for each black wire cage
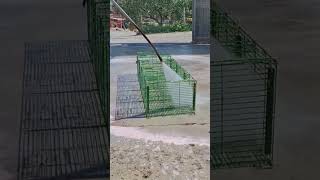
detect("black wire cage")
[211,1,277,169]
[17,0,110,179]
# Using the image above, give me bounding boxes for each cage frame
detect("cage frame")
[211,2,278,169]
[136,53,197,118]
[17,0,110,179]
[87,0,110,121]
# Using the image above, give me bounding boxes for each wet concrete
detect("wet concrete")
[110,31,210,145]
[111,126,209,146]
[213,0,320,179]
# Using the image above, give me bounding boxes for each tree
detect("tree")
[118,0,192,26]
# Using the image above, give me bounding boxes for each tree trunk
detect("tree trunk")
[159,16,163,26]
[183,7,186,23]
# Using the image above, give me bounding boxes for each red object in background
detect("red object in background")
[110,17,125,29]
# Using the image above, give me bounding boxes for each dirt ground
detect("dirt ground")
[110,136,209,180]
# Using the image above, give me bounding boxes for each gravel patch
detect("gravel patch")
[110,135,210,180]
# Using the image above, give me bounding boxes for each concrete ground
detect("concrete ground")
[214,0,320,180]
[110,30,210,179]
[110,31,210,144]
[111,30,193,44]
[0,0,88,179]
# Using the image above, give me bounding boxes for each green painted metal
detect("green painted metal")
[87,0,110,122]
[211,2,277,169]
[212,2,276,62]
[137,53,196,118]
[211,58,276,169]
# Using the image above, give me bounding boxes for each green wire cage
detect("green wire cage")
[137,53,197,118]
[87,0,110,118]
[211,2,277,169]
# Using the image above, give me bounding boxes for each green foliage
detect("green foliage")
[142,23,192,34]
[118,0,192,26]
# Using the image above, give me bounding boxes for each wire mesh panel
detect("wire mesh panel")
[20,93,108,179]
[18,1,110,179]
[24,62,97,94]
[20,126,108,179]
[18,41,109,180]
[212,2,276,61]
[87,0,110,119]
[115,74,145,120]
[137,53,197,118]
[211,2,277,169]
[24,40,90,64]
[211,59,276,169]
[192,0,210,43]
[23,41,96,94]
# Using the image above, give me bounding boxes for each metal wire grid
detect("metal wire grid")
[87,0,110,116]
[24,61,97,94]
[137,53,196,118]
[24,40,90,64]
[211,2,277,169]
[22,92,106,130]
[115,74,145,120]
[193,0,210,41]
[19,126,108,179]
[211,59,276,169]
[18,41,109,179]
[211,2,277,63]
[20,102,108,179]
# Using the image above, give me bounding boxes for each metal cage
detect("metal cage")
[137,53,197,118]
[87,0,110,120]
[211,2,277,169]
[17,0,110,179]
